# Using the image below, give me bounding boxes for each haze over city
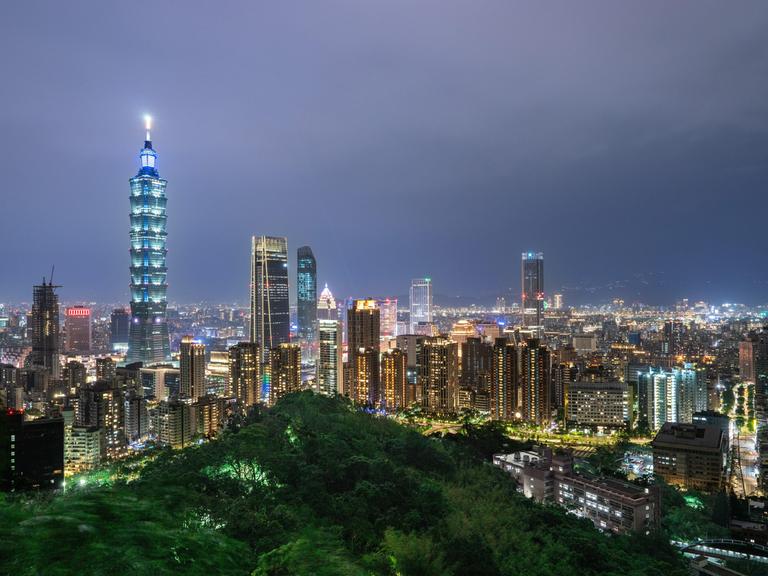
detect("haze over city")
[4,3,768,576]
[2,1,768,304]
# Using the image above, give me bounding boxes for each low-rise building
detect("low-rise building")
[493,448,659,534]
[651,422,729,492]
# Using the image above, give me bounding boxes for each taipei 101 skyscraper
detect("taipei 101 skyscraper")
[126,116,171,364]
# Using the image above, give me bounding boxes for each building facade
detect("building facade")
[65,306,91,353]
[520,339,552,425]
[228,342,262,407]
[269,343,301,405]
[521,252,544,334]
[250,236,290,355]
[180,336,205,401]
[409,278,433,334]
[297,245,317,347]
[493,449,659,534]
[29,279,61,378]
[418,336,458,414]
[566,381,629,430]
[127,118,171,365]
[381,348,407,410]
[346,300,380,406]
[652,422,729,492]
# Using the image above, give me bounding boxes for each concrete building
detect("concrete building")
[381,348,407,410]
[651,422,729,492]
[228,342,262,407]
[269,343,301,405]
[566,381,629,431]
[64,410,104,473]
[65,306,91,353]
[153,399,195,449]
[180,336,205,402]
[493,448,659,534]
[418,336,458,414]
[1,409,64,491]
[347,299,380,406]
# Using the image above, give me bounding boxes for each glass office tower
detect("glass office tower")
[250,236,290,355]
[296,246,317,343]
[521,252,544,334]
[409,278,433,333]
[127,117,171,365]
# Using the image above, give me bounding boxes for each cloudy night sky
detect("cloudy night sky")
[1,1,767,306]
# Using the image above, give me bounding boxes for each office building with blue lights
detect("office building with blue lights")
[126,118,171,365]
[296,245,317,344]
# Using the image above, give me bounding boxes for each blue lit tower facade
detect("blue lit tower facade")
[126,117,171,365]
[296,246,317,344]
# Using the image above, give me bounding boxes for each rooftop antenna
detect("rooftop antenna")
[144,114,152,142]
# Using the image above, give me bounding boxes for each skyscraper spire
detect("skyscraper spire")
[127,116,170,365]
[139,115,158,176]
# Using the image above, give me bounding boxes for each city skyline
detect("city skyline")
[2,3,768,305]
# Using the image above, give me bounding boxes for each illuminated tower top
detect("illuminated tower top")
[139,115,158,176]
[127,115,170,365]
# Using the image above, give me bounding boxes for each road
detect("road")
[731,421,759,498]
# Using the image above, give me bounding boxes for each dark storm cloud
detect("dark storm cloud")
[1,1,767,305]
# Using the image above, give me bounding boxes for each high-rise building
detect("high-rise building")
[127,117,171,365]
[180,336,205,402]
[639,364,708,430]
[491,338,518,421]
[0,409,64,491]
[110,308,130,352]
[63,360,87,393]
[96,357,116,381]
[124,393,149,443]
[346,299,380,406]
[418,336,458,414]
[139,366,179,400]
[316,285,342,396]
[566,382,629,430]
[228,342,262,407]
[29,279,61,378]
[377,298,398,339]
[409,278,433,334]
[521,252,544,334]
[77,381,126,459]
[381,348,407,410]
[269,343,301,405]
[740,339,757,383]
[65,306,91,353]
[317,284,337,321]
[153,399,194,449]
[206,350,230,397]
[396,334,426,406]
[553,293,564,310]
[461,337,493,391]
[296,246,317,345]
[250,236,290,355]
[520,339,552,425]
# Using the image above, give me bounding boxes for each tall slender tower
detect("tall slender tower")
[316,285,342,396]
[127,116,171,365]
[250,236,290,357]
[521,252,544,335]
[409,278,433,333]
[296,246,317,344]
[29,278,61,378]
